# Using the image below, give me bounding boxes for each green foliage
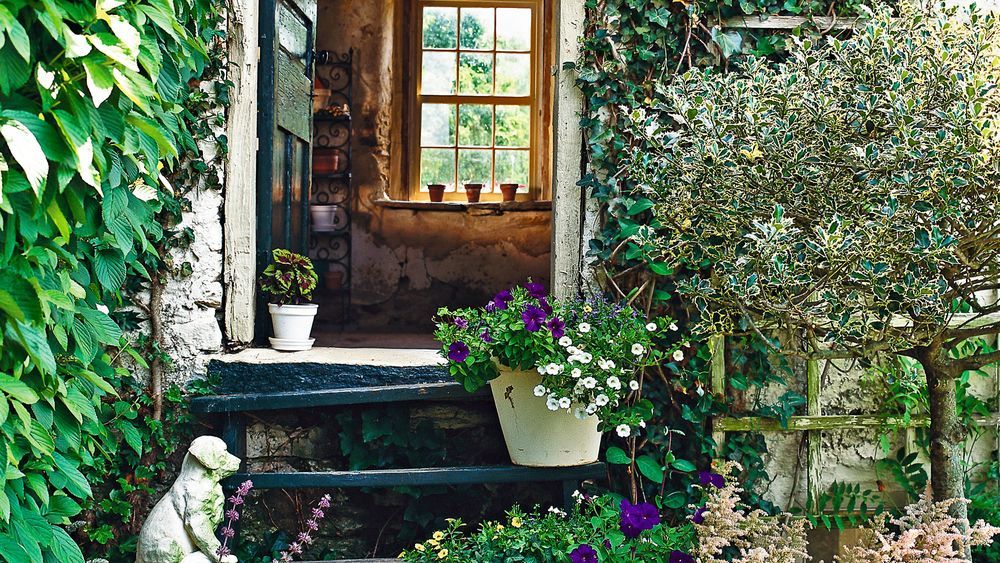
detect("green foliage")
[0,0,219,559]
[400,497,695,562]
[622,5,1000,360]
[259,249,318,305]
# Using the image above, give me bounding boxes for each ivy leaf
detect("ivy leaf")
[93,248,126,292]
[82,59,113,108]
[0,119,48,197]
[636,454,664,482]
[711,27,743,59]
[606,446,632,465]
[47,526,84,563]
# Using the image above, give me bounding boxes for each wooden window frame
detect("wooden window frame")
[394,0,552,203]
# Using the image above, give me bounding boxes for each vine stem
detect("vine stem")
[149,273,165,421]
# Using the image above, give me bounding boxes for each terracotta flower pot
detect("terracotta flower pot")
[499,183,519,202]
[464,183,484,203]
[313,148,341,175]
[324,270,345,290]
[489,367,601,466]
[427,183,446,202]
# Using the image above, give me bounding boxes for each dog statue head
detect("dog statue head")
[187,436,241,480]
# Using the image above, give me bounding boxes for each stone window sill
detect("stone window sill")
[374,199,552,212]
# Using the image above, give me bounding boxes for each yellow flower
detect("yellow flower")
[415,543,426,552]
[511,517,523,528]
[496,524,504,531]
[438,549,449,559]
[433,531,445,541]
[428,539,440,547]
[398,552,406,558]
[583,306,593,313]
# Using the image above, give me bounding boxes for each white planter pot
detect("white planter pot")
[310,204,339,232]
[268,303,318,348]
[489,367,602,467]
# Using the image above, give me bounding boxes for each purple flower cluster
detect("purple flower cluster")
[279,494,332,562]
[569,543,598,563]
[619,499,660,539]
[487,289,513,311]
[216,480,254,558]
[448,341,470,362]
[691,506,707,524]
[669,550,695,563]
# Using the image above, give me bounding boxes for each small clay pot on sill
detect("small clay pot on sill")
[464,183,484,203]
[427,184,446,202]
[499,183,519,202]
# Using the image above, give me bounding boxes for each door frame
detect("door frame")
[221,0,588,345]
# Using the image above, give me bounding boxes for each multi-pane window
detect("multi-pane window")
[414,1,537,201]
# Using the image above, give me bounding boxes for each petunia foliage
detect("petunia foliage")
[0,0,218,560]
[622,3,1000,520]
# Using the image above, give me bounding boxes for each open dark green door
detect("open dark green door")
[256,0,317,337]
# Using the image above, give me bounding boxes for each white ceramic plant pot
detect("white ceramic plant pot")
[310,204,338,232]
[268,303,318,350]
[489,367,602,467]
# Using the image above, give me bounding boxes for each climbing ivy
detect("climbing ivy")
[0,0,220,560]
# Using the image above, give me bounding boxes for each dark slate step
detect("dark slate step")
[224,463,606,489]
[190,381,490,413]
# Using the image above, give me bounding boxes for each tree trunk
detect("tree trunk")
[917,348,969,538]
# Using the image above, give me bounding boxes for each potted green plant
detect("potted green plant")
[259,249,319,351]
[434,283,674,466]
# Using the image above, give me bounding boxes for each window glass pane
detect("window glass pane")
[421,104,456,146]
[460,8,494,50]
[494,150,529,189]
[421,148,456,189]
[496,8,531,51]
[423,7,457,49]
[458,53,493,95]
[496,53,530,96]
[458,149,492,186]
[422,52,457,95]
[495,105,530,147]
[458,104,493,147]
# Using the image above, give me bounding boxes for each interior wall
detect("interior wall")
[315,0,553,331]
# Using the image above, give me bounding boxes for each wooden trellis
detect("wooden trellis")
[709,333,1000,509]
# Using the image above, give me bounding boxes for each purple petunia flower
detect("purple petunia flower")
[691,506,707,524]
[669,551,696,563]
[698,470,725,489]
[538,297,553,315]
[569,544,598,563]
[547,317,565,339]
[525,282,546,299]
[491,289,513,310]
[619,499,661,539]
[448,341,470,362]
[454,317,468,329]
[480,328,493,343]
[522,305,547,332]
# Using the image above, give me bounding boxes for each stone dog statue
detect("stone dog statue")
[137,436,242,563]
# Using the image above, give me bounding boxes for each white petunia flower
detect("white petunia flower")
[571,368,582,378]
[606,376,622,390]
[631,343,645,355]
[639,420,646,428]
[573,407,588,420]
[585,403,598,415]
[616,424,631,438]
[559,336,573,347]
[545,363,562,375]
[537,366,546,375]
[629,380,640,391]
[597,358,610,370]
[672,349,684,362]
[578,322,591,333]
[646,322,657,331]
[548,506,568,517]
[558,397,572,409]
[595,394,609,406]
[567,346,580,355]
[582,377,597,389]
[533,384,547,397]
[579,352,593,364]
[669,322,679,331]
[546,396,560,411]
